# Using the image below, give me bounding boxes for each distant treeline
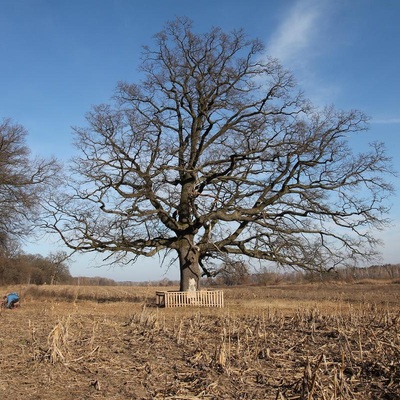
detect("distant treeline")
[0,252,71,285]
[194,263,400,286]
[134,263,400,287]
[1,252,399,286]
[111,263,400,287]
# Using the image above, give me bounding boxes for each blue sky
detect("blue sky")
[1,0,399,281]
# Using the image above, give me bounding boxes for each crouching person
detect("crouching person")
[3,292,20,309]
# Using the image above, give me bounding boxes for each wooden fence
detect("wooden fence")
[156,290,224,308]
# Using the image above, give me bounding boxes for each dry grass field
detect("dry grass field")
[0,282,398,399]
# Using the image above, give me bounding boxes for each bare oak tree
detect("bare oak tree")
[0,118,60,247]
[46,18,393,290]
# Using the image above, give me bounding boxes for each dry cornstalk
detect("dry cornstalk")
[47,315,70,364]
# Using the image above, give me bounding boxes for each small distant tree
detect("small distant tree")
[218,260,249,286]
[383,264,400,279]
[47,251,71,284]
[253,266,284,285]
[45,18,393,291]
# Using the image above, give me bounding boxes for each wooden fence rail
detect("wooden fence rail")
[156,290,224,308]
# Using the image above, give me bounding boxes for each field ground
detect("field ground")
[0,283,398,399]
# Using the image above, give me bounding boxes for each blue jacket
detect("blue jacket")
[7,292,19,303]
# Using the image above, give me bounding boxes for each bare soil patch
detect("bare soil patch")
[0,283,398,399]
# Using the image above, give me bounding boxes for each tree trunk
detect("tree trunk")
[177,235,201,291]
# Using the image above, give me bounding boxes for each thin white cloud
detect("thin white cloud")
[266,0,337,104]
[268,1,318,63]
[372,118,400,125]
[268,0,324,65]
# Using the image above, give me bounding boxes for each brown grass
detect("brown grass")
[0,282,398,399]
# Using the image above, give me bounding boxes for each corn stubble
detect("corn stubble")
[0,283,398,399]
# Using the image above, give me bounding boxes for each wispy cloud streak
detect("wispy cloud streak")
[267,0,329,66]
[372,118,400,125]
[265,0,338,105]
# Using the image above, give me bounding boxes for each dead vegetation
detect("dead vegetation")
[0,283,398,399]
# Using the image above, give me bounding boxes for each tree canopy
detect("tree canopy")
[0,118,60,249]
[45,18,393,290]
